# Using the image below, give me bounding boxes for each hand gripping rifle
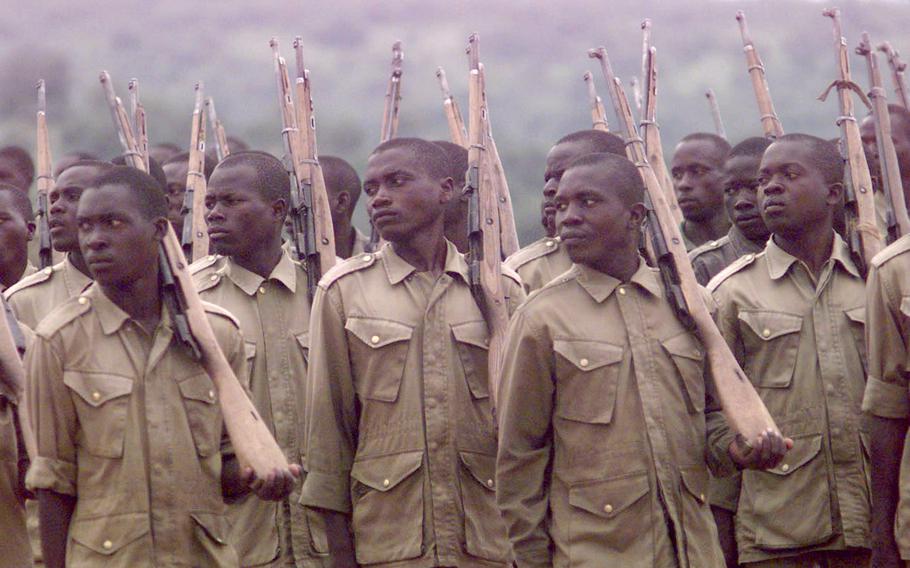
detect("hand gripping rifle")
[857,32,910,241]
[269,39,335,301]
[736,11,785,138]
[818,9,884,275]
[205,97,230,162]
[589,46,780,443]
[705,88,728,139]
[878,42,909,109]
[583,71,610,132]
[436,67,468,148]
[35,80,56,269]
[99,71,290,479]
[128,79,150,172]
[179,82,209,262]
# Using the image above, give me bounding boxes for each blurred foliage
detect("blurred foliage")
[2,0,908,243]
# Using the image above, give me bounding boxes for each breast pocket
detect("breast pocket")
[177,373,221,458]
[346,318,413,402]
[553,339,623,424]
[661,331,706,413]
[64,371,133,458]
[451,320,490,400]
[737,310,803,388]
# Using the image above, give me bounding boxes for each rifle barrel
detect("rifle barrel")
[705,89,727,139]
[736,11,784,138]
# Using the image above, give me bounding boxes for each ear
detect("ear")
[272,198,289,223]
[628,202,647,229]
[438,176,454,205]
[825,181,844,207]
[334,191,350,215]
[26,221,35,241]
[152,217,170,242]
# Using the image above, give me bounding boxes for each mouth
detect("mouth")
[86,256,115,270]
[207,227,230,240]
[733,212,762,223]
[559,231,588,245]
[762,201,786,216]
[677,198,699,210]
[371,210,397,226]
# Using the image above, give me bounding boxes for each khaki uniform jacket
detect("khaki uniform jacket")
[193,253,328,567]
[300,242,525,567]
[861,234,910,559]
[496,261,727,568]
[504,236,572,294]
[0,262,37,294]
[709,234,870,563]
[25,283,247,567]
[689,225,766,287]
[0,299,32,567]
[4,256,92,329]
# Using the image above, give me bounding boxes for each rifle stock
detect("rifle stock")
[641,45,683,225]
[583,71,609,132]
[99,72,290,479]
[181,82,209,262]
[205,97,230,162]
[736,11,785,138]
[878,42,910,108]
[858,32,910,240]
[436,67,468,147]
[128,79,150,172]
[35,80,56,269]
[705,88,728,139]
[589,46,780,443]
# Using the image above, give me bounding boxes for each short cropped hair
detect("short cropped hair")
[163,151,216,180]
[432,141,469,187]
[0,182,33,221]
[0,146,35,188]
[320,156,362,208]
[370,137,450,179]
[678,132,731,164]
[728,137,773,160]
[110,154,168,190]
[214,151,290,204]
[555,130,626,157]
[58,159,115,177]
[93,166,168,220]
[773,133,844,186]
[564,152,644,208]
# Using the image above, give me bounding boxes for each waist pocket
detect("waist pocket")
[680,466,726,567]
[742,433,833,549]
[458,451,510,562]
[191,512,239,566]
[64,371,133,458]
[68,512,150,564]
[350,450,424,565]
[553,339,623,424]
[177,373,222,458]
[346,318,413,402]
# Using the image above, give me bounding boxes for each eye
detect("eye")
[77,221,91,232]
[390,176,406,187]
[671,170,683,181]
[555,201,568,212]
[723,185,736,196]
[583,198,597,207]
[204,197,215,210]
[363,184,377,197]
[106,219,123,229]
[786,171,799,180]
[757,175,769,186]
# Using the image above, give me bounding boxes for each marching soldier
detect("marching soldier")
[709,134,871,566]
[505,129,625,293]
[0,183,36,292]
[670,133,731,250]
[25,166,297,567]
[192,151,329,567]
[433,140,470,254]
[301,138,525,567]
[320,155,369,259]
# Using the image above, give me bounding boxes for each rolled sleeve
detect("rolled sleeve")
[863,263,910,419]
[25,455,76,495]
[863,376,910,418]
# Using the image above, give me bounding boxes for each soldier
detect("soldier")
[709,134,871,566]
[320,155,368,259]
[53,151,99,179]
[860,103,910,201]
[433,140,470,253]
[0,146,35,192]
[505,129,626,293]
[671,133,732,250]
[0,183,36,292]
[301,137,525,567]
[162,152,216,240]
[191,151,329,567]
[25,166,297,567]
[496,152,786,568]
[5,161,111,328]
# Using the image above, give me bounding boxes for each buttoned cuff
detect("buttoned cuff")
[25,456,76,496]
[863,376,910,419]
[299,470,351,513]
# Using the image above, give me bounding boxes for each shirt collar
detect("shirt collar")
[225,253,298,296]
[765,232,860,280]
[381,240,469,285]
[575,257,661,303]
[88,283,171,336]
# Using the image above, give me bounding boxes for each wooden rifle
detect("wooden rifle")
[205,97,230,162]
[35,80,56,269]
[269,39,335,301]
[99,71,290,478]
[736,11,785,138]
[589,46,780,443]
[705,88,727,139]
[583,71,609,132]
[128,79,150,171]
[465,33,512,409]
[878,42,909,108]
[858,32,910,241]
[818,9,884,274]
[180,82,209,262]
[640,43,683,224]
[436,67,468,147]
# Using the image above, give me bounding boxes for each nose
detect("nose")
[760,177,784,198]
[205,201,224,224]
[370,185,392,209]
[81,226,108,252]
[49,196,65,215]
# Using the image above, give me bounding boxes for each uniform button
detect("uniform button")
[603,504,613,514]
[92,391,101,401]
[382,478,390,487]
[699,493,706,502]
[43,267,52,275]
[210,274,218,282]
[781,463,790,472]
[579,358,589,368]
[361,254,372,262]
[618,287,626,296]
[102,540,113,550]
[745,254,755,261]
[545,240,555,247]
[258,286,266,294]
[371,335,380,344]
[709,241,717,247]
[762,329,771,338]
[77,296,89,305]
[486,479,494,488]
[208,255,216,261]
[208,390,215,400]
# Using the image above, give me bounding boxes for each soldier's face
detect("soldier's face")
[363,148,451,245]
[543,140,588,236]
[671,140,725,223]
[205,164,285,258]
[49,165,98,253]
[722,155,769,243]
[162,161,188,233]
[77,183,162,289]
[0,192,31,281]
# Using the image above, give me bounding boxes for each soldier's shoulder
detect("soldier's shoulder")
[519,264,579,308]
[688,236,730,262]
[318,250,377,288]
[706,250,763,292]
[872,234,910,268]
[501,264,523,289]
[34,294,92,339]
[3,264,57,299]
[504,237,561,270]
[190,255,228,292]
[200,300,241,329]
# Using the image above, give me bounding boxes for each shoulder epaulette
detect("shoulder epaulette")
[872,234,910,268]
[688,236,729,261]
[189,254,223,275]
[318,251,377,288]
[706,251,761,292]
[519,265,579,308]
[34,294,92,338]
[504,238,560,270]
[191,255,228,292]
[200,300,241,328]
[501,264,522,288]
[3,264,56,299]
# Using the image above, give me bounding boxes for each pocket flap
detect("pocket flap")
[64,371,133,407]
[69,512,150,554]
[451,320,490,350]
[767,434,822,476]
[177,374,218,405]
[244,341,257,360]
[680,466,709,504]
[901,297,910,318]
[661,332,704,361]
[295,331,309,350]
[190,512,231,545]
[738,311,803,341]
[554,339,623,371]
[346,318,413,349]
[459,451,496,491]
[351,450,423,492]
[569,472,650,519]
[845,306,866,326]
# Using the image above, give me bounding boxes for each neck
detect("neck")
[391,222,449,274]
[773,223,834,276]
[67,250,92,278]
[233,238,284,279]
[102,265,162,331]
[0,257,26,288]
[588,245,640,282]
[444,214,470,254]
[333,216,355,260]
[683,211,730,246]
